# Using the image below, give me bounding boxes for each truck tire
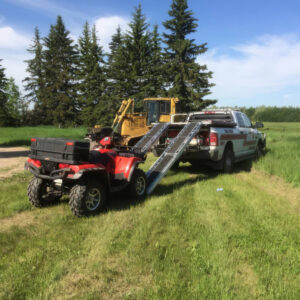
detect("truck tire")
[222,147,234,173]
[27,177,60,207]
[255,141,263,160]
[69,179,107,217]
[129,169,147,200]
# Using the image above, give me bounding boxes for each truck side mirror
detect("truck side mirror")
[254,122,264,128]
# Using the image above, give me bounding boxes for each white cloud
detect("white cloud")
[0,26,31,91]
[0,26,30,49]
[198,35,300,106]
[1,52,29,87]
[94,16,129,52]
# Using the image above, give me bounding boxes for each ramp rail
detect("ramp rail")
[132,123,170,155]
[146,122,202,195]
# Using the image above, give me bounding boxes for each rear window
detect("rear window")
[189,113,233,122]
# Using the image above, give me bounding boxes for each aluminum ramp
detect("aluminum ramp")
[132,122,170,155]
[146,122,202,195]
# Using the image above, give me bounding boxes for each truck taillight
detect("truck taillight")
[209,132,218,146]
[66,142,73,146]
[31,138,36,142]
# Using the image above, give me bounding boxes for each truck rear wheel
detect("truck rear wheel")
[222,147,234,173]
[69,180,107,217]
[129,169,147,200]
[28,177,60,207]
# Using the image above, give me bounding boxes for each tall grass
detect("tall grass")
[255,122,300,187]
[0,126,86,147]
[0,123,299,299]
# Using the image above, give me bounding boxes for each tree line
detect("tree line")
[0,0,216,127]
[240,106,300,122]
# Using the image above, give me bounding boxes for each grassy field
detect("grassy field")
[0,123,299,299]
[0,126,86,147]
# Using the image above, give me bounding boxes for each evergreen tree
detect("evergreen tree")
[0,59,9,126]
[77,22,106,126]
[163,0,216,111]
[107,26,130,110]
[43,16,78,126]
[23,27,45,124]
[125,4,152,107]
[146,25,165,97]
[23,28,44,104]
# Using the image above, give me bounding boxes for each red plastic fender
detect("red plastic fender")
[114,156,142,181]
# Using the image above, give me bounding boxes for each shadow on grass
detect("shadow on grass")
[106,160,254,212]
[32,157,257,215]
[0,140,31,147]
[0,150,29,158]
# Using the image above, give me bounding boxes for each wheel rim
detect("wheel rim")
[86,188,101,211]
[135,176,146,196]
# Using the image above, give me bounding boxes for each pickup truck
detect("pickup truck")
[153,109,266,172]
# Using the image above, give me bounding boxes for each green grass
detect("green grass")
[0,126,86,147]
[0,123,299,299]
[257,122,300,187]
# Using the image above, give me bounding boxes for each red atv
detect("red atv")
[25,135,147,217]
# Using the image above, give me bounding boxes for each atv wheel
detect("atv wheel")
[69,180,107,217]
[129,169,147,199]
[222,147,234,173]
[27,177,60,207]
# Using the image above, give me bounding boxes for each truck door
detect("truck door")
[234,112,248,157]
[242,113,257,155]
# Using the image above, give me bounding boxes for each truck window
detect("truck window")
[160,101,170,114]
[242,113,252,128]
[236,112,245,127]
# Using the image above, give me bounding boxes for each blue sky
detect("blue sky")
[0,0,300,107]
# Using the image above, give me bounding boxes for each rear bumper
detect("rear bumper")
[25,161,70,180]
[154,145,219,161]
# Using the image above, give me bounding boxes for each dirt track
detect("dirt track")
[0,147,29,178]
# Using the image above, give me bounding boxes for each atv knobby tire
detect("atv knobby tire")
[129,168,147,200]
[27,177,60,207]
[69,179,107,217]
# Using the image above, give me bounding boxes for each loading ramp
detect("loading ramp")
[132,122,170,155]
[146,122,202,195]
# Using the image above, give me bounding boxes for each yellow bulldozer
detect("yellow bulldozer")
[112,97,180,145]
[89,97,182,147]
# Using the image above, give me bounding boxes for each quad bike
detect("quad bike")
[25,135,147,217]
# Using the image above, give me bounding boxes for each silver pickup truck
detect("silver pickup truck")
[153,109,266,172]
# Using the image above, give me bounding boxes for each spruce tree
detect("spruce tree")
[146,25,165,97]
[0,59,8,126]
[77,22,106,126]
[107,26,130,109]
[163,0,216,111]
[125,4,152,107]
[23,27,45,124]
[43,16,78,126]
